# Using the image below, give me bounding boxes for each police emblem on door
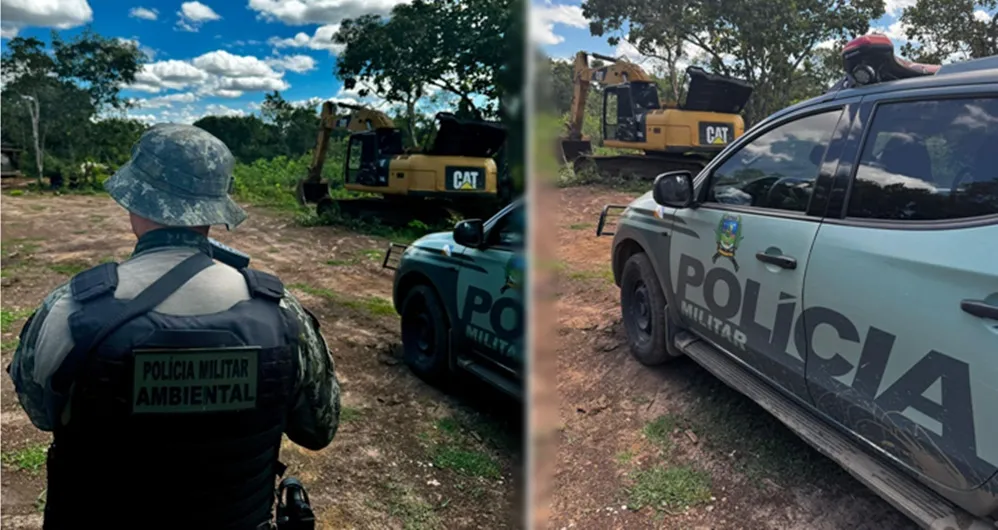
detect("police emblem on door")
[699,122,734,146]
[445,166,486,190]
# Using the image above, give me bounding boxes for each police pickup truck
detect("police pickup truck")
[383,198,524,400]
[597,35,998,529]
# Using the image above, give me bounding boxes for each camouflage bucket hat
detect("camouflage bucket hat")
[104,123,247,229]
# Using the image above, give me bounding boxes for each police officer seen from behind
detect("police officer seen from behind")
[6,124,341,530]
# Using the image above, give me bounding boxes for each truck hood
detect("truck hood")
[409,231,459,254]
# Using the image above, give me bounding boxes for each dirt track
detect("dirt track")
[0,193,522,530]
[547,185,917,530]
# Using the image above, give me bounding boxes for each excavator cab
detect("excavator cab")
[602,80,662,143]
[345,128,405,188]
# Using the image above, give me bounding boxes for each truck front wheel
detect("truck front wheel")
[620,253,678,365]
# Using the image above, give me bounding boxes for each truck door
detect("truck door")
[804,94,998,494]
[455,202,525,379]
[667,105,848,402]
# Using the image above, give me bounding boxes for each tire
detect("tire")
[400,284,451,382]
[620,252,679,365]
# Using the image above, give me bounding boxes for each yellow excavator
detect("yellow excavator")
[559,51,754,180]
[296,101,510,225]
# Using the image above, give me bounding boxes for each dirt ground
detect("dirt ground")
[546,185,918,530]
[0,193,522,530]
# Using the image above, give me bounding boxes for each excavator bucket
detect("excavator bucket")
[558,139,593,164]
[295,178,329,206]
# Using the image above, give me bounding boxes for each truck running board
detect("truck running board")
[674,331,996,530]
[457,357,522,401]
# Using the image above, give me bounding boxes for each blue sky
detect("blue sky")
[0,0,414,124]
[531,0,997,67]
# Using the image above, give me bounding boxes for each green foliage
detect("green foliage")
[1,308,34,333]
[231,150,354,211]
[1,444,49,474]
[900,0,998,62]
[1,29,145,186]
[626,465,712,511]
[333,0,512,121]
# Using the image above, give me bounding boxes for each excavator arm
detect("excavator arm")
[298,102,396,204]
[565,51,653,141]
[560,51,655,162]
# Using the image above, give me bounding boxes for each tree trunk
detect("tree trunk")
[26,95,43,188]
[405,99,418,149]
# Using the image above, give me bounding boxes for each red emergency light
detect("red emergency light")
[842,34,940,86]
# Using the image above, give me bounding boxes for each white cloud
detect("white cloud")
[267,24,343,54]
[0,0,93,39]
[193,50,280,78]
[531,5,587,46]
[212,89,244,98]
[217,76,289,92]
[134,92,199,109]
[248,0,406,25]
[115,37,158,60]
[176,1,221,32]
[129,113,159,124]
[266,54,317,73]
[973,9,994,22]
[131,59,210,92]
[884,0,918,16]
[129,7,158,20]
[204,103,247,117]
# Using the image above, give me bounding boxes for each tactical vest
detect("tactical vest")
[44,252,299,530]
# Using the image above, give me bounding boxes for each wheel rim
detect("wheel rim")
[624,279,655,347]
[404,297,435,359]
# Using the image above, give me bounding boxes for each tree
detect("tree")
[193,115,283,163]
[582,0,884,124]
[260,91,321,157]
[0,29,144,186]
[333,0,511,122]
[899,0,998,62]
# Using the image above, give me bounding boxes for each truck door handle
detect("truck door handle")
[755,252,797,270]
[961,300,998,321]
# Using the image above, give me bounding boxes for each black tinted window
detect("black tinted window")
[847,98,998,221]
[707,110,841,213]
[493,204,524,248]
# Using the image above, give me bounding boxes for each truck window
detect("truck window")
[847,97,998,221]
[706,110,842,212]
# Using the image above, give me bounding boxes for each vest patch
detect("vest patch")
[132,347,260,414]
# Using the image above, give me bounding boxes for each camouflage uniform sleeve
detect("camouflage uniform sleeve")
[280,289,341,451]
[6,282,75,432]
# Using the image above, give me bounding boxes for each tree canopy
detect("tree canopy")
[900,0,998,62]
[333,0,512,121]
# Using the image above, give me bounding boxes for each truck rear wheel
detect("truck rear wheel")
[401,284,450,382]
[620,253,678,365]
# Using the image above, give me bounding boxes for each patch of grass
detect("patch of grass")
[644,415,680,448]
[360,248,383,261]
[341,296,396,317]
[8,189,24,197]
[1,444,48,474]
[681,371,843,484]
[48,262,90,276]
[566,267,614,283]
[385,483,441,530]
[340,406,363,422]
[432,446,501,479]
[615,451,634,465]
[325,258,355,266]
[1,308,34,333]
[2,338,20,352]
[436,417,461,434]
[288,283,396,318]
[627,465,712,512]
[568,222,592,230]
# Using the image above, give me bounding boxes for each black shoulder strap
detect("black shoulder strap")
[241,268,284,302]
[70,263,119,303]
[52,252,215,395]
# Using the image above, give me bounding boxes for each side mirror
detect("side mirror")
[453,219,484,247]
[653,170,695,209]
